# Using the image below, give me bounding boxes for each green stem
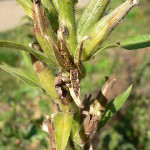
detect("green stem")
[58,0,77,55]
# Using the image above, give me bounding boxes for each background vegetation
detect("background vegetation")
[0,0,150,149]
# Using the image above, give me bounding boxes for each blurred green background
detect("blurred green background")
[0,0,150,149]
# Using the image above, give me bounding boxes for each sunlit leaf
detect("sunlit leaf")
[120,35,150,50]
[98,85,132,130]
[32,2,64,69]
[0,41,49,65]
[82,0,139,61]
[77,0,109,41]
[54,112,73,150]
[0,64,42,88]
[16,0,32,18]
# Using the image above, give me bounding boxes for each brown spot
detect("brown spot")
[72,74,78,80]
[84,116,98,138]
[45,118,56,150]
[73,83,78,88]
[34,61,45,73]
[116,42,120,45]
[32,3,41,34]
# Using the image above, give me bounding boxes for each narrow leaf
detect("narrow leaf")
[98,85,132,130]
[30,54,58,101]
[0,64,42,88]
[82,0,139,60]
[16,0,32,18]
[54,112,73,150]
[32,1,65,70]
[77,0,110,41]
[120,35,150,50]
[0,40,49,65]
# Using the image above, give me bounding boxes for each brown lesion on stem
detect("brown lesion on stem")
[75,77,116,145]
[42,115,56,150]
[54,72,72,106]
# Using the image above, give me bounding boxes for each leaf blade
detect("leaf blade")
[0,40,49,65]
[16,0,32,18]
[77,0,110,41]
[120,34,150,50]
[0,64,42,88]
[54,112,73,150]
[98,85,132,130]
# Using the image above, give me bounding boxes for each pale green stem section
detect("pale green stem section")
[16,0,32,18]
[82,0,139,60]
[77,0,110,42]
[58,0,77,55]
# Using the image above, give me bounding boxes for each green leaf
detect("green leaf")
[54,112,73,150]
[0,41,49,65]
[98,85,132,130]
[16,0,32,18]
[32,2,65,70]
[90,43,118,58]
[82,0,139,61]
[0,64,42,88]
[120,35,150,50]
[77,0,110,42]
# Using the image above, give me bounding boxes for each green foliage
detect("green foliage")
[77,0,110,41]
[0,64,42,88]
[0,41,49,65]
[16,0,32,18]
[54,112,73,150]
[120,34,150,50]
[98,85,133,129]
